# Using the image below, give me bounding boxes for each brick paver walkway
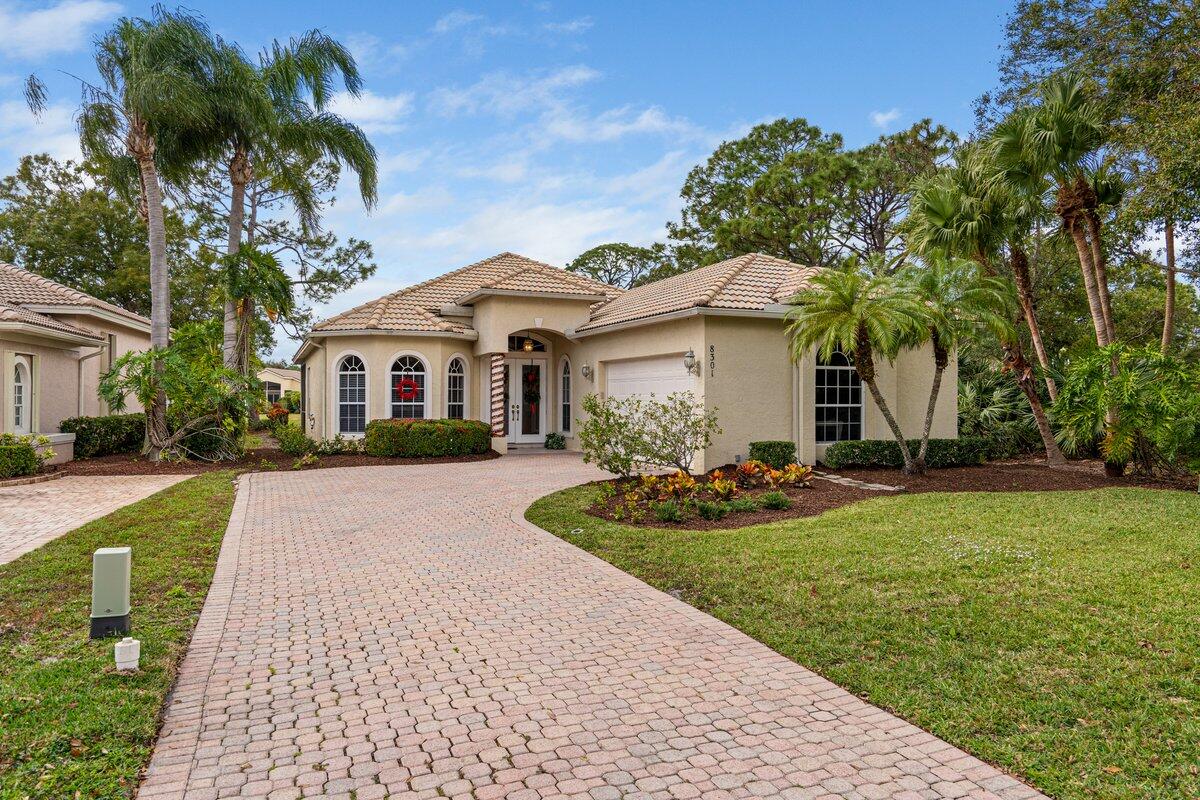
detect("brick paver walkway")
[0,475,188,566]
[141,455,1044,800]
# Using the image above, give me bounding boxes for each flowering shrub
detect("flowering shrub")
[265,403,290,426]
[579,391,721,476]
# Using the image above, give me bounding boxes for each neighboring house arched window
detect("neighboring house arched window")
[13,357,30,435]
[391,355,427,419]
[815,347,862,443]
[337,355,367,435]
[446,357,466,420]
[560,357,572,433]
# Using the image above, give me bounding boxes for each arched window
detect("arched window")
[337,355,366,434]
[391,355,427,419]
[560,357,572,433]
[815,347,862,443]
[13,358,30,435]
[446,357,466,420]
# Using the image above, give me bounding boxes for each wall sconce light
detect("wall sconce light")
[683,349,699,375]
[522,337,535,353]
[581,364,593,380]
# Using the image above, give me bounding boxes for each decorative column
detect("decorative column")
[489,353,505,438]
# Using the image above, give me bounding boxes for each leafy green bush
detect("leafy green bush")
[282,390,301,413]
[579,392,721,476]
[823,437,988,469]
[749,440,796,469]
[274,425,314,457]
[364,419,491,458]
[727,497,759,513]
[696,500,727,520]
[761,491,791,510]
[650,500,683,523]
[0,438,41,478]
[59,414,144,458]
[544,432,566,450]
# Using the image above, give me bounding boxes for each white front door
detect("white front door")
[12,357,30,435]
[504,358,547,444]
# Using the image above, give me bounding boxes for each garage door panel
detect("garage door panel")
[606,355,696,401]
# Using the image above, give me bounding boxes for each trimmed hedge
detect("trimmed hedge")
[749,440,797,469]
[0,442,40,479]
[364,419,491,458]
[59,414,144,458]
[822,437,988,469]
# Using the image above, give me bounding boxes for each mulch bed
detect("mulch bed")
[51,448,499,477]
[585,459,1189,531]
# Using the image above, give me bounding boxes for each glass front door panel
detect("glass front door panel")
[521,364,541,435]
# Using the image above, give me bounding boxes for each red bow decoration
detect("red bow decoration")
[395,377,420,401]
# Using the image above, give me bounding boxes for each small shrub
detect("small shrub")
[761,491,791,510]
[749,440,796,469]
[364,419,491,458]
[822,438,988,469]
[312,434,363,456]
[650,500,683,523]
[664,470,698,499]
[707,478,739,500]
[266,403,290,427]
[578,392,721,476]
[777,463,813,487]
[735,460,767,487]
[696,500,727,520]
[544,432,566,450]
[282,390,301,412]
[727,497,759,513]
[274,425,314,457]
[59,413,144,458]
[292,453,319,470]
[0,434,49,478]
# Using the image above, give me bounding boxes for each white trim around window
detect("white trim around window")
[387,350,432,420]
[331,350,368,437]
[559,355,573,436]
[445,353,469,420]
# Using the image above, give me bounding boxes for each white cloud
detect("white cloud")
[544,17,592,34]
[428,65,600,118]
[0,99,81,168]
[544,105,700,143]
[328,89,414,134]
[376,185,455,217]
[0,0,121,60]
[869,107,902,130]
[432,10,482,34]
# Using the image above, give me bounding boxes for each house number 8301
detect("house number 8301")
[708,345,716,376]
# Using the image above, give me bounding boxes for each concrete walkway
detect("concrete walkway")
[0,474,188,566]
[141,455,1044,800]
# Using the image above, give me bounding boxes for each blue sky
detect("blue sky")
[0,1,1016,356]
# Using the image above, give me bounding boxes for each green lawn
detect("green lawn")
[0,472,236,798]
[527,485,1200,800]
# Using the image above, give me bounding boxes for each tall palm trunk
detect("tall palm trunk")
[223,147,251,372]
[1065,215,1110,347]
[131,124,171,459]
[856,324,917,474]
[916,333,947,471]
[1162,219,1176,352]
[1084,208,1116,344]
[1002,335,1066,466]
[1010,244,1056,401]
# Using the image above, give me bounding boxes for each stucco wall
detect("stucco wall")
[55,315,151,416]
[472,296,594,355]
[1,337,79,435]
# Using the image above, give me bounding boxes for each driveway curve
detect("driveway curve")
[141,454,1043,800]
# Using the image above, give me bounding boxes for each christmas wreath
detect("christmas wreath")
[394,377,421,401]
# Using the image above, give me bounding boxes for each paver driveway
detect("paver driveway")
[0,475,188,566]
[141,454,1044,800]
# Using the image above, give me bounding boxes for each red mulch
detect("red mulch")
[51,448,499,477]
[585,459,1188,531]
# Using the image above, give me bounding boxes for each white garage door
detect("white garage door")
[606,354,696,401]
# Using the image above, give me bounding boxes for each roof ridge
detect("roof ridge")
[697,254,754,307]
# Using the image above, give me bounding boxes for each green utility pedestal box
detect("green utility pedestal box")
[90,547,131,638]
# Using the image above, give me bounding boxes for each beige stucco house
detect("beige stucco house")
[257,366,301,404]
[295,252,956,471]
[0,263,152,462]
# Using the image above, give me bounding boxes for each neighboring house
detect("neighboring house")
[0,263,152,462]
[295,252,956,470]
[257,366,301,404]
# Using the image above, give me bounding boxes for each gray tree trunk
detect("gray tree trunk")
[224,150,250,373]
[136,148,170,458]
[860,362,916,473]
[1067,219,1110,348]
[917,356,944,470]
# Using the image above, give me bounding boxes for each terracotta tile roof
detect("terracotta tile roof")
[0,302,104,341]
[576,253,819,332]
[313,252,621,333]
[0,262,151,327]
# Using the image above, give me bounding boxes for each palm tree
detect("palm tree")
[207,32,378,378]
[786,267,927,474]
[991,74,1115,348]
[906,157,1068,466]
[26,10,217,458]
[901,256,1012,471]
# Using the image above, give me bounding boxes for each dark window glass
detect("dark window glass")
[815,347,862,443]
